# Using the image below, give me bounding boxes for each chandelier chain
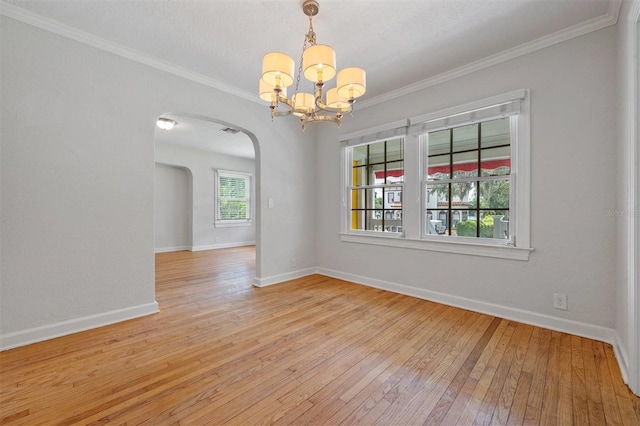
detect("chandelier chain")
[292,27,309,110]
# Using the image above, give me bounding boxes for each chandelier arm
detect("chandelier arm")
[302,114,342,125]
[271,95,294,116]
[314,94,353,114]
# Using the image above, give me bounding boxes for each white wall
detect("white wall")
[316,26,619,338]
[154,163,192,252]
[615,0,640,394]
[155,143,256,251]
[0,16,316,349]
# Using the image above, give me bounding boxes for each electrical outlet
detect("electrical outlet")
[553,293,568,310]
[290,258,297,267]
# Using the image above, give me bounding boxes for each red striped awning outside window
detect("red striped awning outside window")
[373,159,510,179]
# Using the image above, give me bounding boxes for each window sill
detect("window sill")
[214,221,253,228]
[339,233,533,261]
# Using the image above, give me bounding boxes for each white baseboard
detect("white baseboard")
[612,330,630,384]
[191,241,256,251]
[155,245,191,253]
[0,302,159,351]
[316,267,617,345]
[253,268,317,287]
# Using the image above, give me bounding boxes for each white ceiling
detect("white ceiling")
[2,0,618,157]
[154,114,255,159]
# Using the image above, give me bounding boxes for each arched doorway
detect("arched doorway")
[153,112,260,282]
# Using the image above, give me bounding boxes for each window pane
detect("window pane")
[428,129,450,156]
[481,117,510,149]
[368,141,385,162]
[453,209,509,239]
[481,146,510,176]
[352,165,368,187]
[369,210,384,231]
[384,186,403,208]
[387,138,403,162]
[351,188,368,209]
[487,210,510,240]
[369,164,384,185]
[426,183,449,207]
[353,145,368,166]
[372,188,383,209]
[219,200,247,220]
[426,210,446,235]
[452,151,478,178]
[480,179,510,209]
[219,176,246,198]
[351,210,366,231]
[386,161,404,183]
[427,155,450,180]
[453,123,478,153]
[451,181,476,206]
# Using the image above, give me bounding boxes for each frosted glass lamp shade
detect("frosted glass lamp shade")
[259,79,287,102]
[337,67,366,99]
[262,52,295,88]
[326,88,350,110]
[292,92,316,115]
[302,44,336,83]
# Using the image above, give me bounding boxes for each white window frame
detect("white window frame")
[339,90,533,261]
[215,170,252,227]
[345,137,406,236]
[340,120,409,238]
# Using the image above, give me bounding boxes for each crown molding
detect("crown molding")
[1,0,623,110]
[357,0,622,110]
[0,2,262,105]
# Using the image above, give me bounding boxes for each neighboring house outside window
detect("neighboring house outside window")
[215,170,251,226]
[340,90,532,261]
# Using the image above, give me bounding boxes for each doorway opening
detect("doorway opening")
[153,113,260,290]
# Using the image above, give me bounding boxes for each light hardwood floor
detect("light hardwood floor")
[1,246,639,425]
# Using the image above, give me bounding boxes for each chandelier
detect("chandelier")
[259,0,366,130]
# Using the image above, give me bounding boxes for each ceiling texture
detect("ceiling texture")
[1,0,620,157]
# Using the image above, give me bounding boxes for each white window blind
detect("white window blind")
[216,171,251,222]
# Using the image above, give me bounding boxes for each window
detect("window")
[424,117,512,242]
[340,90,532,260]
[348,138,404,233]
[215,170,251,226]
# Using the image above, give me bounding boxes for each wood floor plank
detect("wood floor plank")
[571,334,589,425]
[491,323,534,425]
[454,320,517,425]
[1,247,638,425]
[583,336,607,425]
[557,332,575,425]
[540,330,562,425]
[522,327,552,425]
